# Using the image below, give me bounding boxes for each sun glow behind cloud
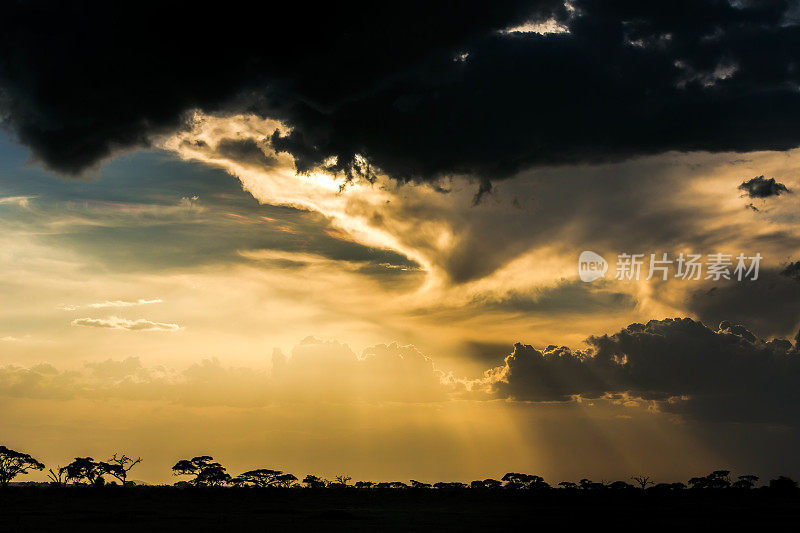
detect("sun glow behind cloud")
[158,112,800,345]
[161,114,436,280]
[4,117,800,483]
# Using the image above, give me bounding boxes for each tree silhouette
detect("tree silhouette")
[172,456,231,487]
[733,475,759,489]
[0,445,45,487]
[710,470,731,488]
[99,453,141,486]
[769,476,798,491]
[333,475,352,486]
[501,473,550,490]
[274,473,298,488]
[302,474,326,488]
[7,438,800,499]
[433,482,466,489]
[234,469,285,488]
[652,482,686,491]
[688,476,706,489]
[375,481,408,489]
[579,478,605,490]
[610,480,634,490]
[64,457,103,486]
[483,478,502,489]
[469,478,502,490]
[689,471,731,490]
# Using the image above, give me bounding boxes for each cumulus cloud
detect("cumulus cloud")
[3,1,800,187]
[0,339,452,406]
[270,337,452,402]
[479,318,800,426]
[685,269,800,338]
[5,320,800,426]
[738,175,791,198]
[70,316,180,332]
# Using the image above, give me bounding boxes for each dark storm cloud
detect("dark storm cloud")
[781,261,800,281]
[738,176,791,198]
[476,281,637,314]
[2,1,800,185]
[686,269,800,337]
[0,0,553,175]
[486,317,800,425]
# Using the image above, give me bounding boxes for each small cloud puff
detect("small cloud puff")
[71,316,180,332]
[738,175,791,198]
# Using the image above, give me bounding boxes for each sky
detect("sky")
[2,0,800,485]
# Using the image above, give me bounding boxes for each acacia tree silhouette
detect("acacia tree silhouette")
[333,475,352,487]
[3,440,800,495]
[64,457,104,486]
[631,475,653,490]
[302,475,326,488]
[0,445,44,487]
[433,482,466,489]
[274,473,298,488]
[501,473,550,490]
[99,453,142,486]
[689,471,732,490]
[172,456,231,487]
[733,475,759,489]
[232,469,285,488]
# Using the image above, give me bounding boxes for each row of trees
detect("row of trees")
[0,446,141,488]
[173,463,799,491]
[2,446,798,491]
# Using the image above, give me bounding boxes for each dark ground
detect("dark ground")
[1,486,799,532]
